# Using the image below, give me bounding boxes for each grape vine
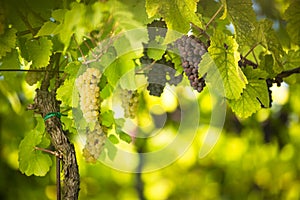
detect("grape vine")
[0,0,299,199]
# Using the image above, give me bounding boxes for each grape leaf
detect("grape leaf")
[104,52,136,88]
[146,0,202,41]
[25,37,53,68]
[100,83,114,99]
[221,0,256,50]
[57,62,81,107]
[119,68,137,90]
[101,111,115,128]
[108,0,144,31]
[19,118,52,176]
[57,78,74,107]
[283,50,300,71]
[228,67,269,118]
[35,9,67,37]
[259,53,275,77]
[58,2,105,51]
[254,19,284,74]
[108,134,119,144]
[116,128,132,143]
[0,28,17,59]
[283,0,300,45]
[0,49,20,70]
[59,3,86,50]
[200,32,247,99]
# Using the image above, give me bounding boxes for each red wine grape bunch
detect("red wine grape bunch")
[174,35,207,92]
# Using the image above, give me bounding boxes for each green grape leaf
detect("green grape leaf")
[146,0,202,41]
[116,128,132,143]
[114,118,132,143]
[228,67,269,118]
[120,68,137,90]
[108,134,119,144]
[57,78,74,107]
[101,110,115,128]
[35,9,67,37]
[59,3,86,50]
[108,0,144,31]
[100,83,114,99]
[283,0,300,45]
[26,37,53,68]
[57,2,105,51]
[115,118,125,127]
[283,50,300,70]
[19,118,52,176]
[104,52,136,88]
[0,28,17,59]
[254,19,284,74]
[221,0,256,50]
[259,53,275,77]
[0,49,20,70]
[57,62,80,107]
[200,32,247,99]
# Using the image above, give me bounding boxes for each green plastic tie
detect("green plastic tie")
[43,112,66,121]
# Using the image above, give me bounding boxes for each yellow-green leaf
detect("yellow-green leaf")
[201,32,247,99]
[228,67,270,118]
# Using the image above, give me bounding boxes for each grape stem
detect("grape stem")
[190,22,210,40]
[205,4,224,30]
[34,146,62,158]
[278,66,300,78]
[135,60,157,73]
[73,35,87,63]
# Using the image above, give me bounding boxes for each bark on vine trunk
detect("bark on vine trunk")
[34,89,80,200]
[28,53,80,199]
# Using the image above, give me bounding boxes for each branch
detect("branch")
[28,54,80,200]
[277,66,300,79]
[271,66,300,86]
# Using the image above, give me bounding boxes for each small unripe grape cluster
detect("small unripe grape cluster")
[121,89,139,118]
[82,124,106,163]
[174,35,207,92]
[75,68,101,123]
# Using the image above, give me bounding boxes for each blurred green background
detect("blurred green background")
[1,75,300,199]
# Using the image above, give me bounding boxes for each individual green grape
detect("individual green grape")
[75,68,102,123]
[82,124,106,163]
[121,89,139,118]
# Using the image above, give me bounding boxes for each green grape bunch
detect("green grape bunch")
[121,89,139,118]
[82,124,106,163]
[75,68,102,123]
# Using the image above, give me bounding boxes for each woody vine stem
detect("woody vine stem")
[26,53,80,200]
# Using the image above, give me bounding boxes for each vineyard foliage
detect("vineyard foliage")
[0,0,300,198]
